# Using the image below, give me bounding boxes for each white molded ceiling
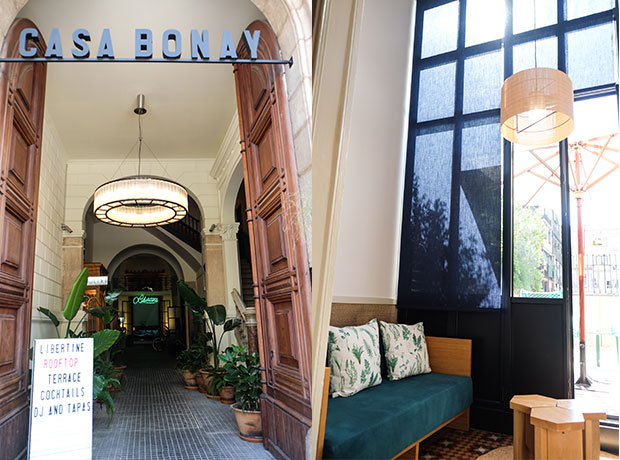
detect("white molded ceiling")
[18,0,264,159]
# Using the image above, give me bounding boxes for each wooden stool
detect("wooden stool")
[530,406,584,460]
[510,394,557,459]
[557,399,606,460]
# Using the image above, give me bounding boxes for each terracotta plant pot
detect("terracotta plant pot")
[232,404,263,442]
[113,366,125,383]
[195,371,207,393]
[219,385,235,404]
[182,369,198,389]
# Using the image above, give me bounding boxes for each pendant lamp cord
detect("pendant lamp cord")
[533,0,538,69]
[138,113,143,176]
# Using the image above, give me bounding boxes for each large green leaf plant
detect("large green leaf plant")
[177,281,241,369]
[36,267,121,415]
[219,344,261,412]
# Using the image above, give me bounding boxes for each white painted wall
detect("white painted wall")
[332,0,416,304]
[89,222,197,281]
[31,115,68,342]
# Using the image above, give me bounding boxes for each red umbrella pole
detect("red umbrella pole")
[575,148,591,386]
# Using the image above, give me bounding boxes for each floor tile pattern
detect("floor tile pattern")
[92,366,274,460]
[418,427,512,460]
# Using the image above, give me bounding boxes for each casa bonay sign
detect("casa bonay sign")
[0,27,292,66]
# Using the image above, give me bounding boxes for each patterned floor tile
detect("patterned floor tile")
[418,427,512,460]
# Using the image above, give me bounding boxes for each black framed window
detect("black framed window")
[398,0,618,310]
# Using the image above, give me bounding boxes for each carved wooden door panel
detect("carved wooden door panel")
[234,21,312,460]
[0,19,46,459]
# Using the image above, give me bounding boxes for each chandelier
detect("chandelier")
[93,95,188,227]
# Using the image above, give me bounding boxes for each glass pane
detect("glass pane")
[399,129,453,307]
[417,62,456,122]
[463,50,503,114]
[512,142,563,297]
[513,37,558,74]
[459,120,502,308]
[513,0,557,34]
[566,0,614,20]
[567,23,617,90]
[465,0,505,47]
[421,2,459,58]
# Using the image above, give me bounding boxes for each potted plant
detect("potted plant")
[37,267,121,416]
[176,347,204,389]
[204,367,226,400]
[219,344,263,441]
[177,281,240,371]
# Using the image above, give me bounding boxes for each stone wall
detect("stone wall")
[30,114,68,341]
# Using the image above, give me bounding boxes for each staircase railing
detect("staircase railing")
[161,214,202,252]
[232,288,248,347]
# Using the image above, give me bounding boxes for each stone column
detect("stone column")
[208,223,259,353]
[202,230,227,307]
[62,234,85,305]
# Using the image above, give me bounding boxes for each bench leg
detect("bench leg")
[447,408,470,431]
[396,442,419,460]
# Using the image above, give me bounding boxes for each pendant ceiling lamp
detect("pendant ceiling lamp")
[500,0,574,146]
[94,95,188,227]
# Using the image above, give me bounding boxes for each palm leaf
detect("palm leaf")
[38,307,59,327]
[63,267,89,321]
[206,304,227,325]
[177,281,207,313]
[223,318,241,332]
[93,329,120,357]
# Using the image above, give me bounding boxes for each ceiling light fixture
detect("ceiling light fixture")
[500,0,574,146]
[93,95,188,227]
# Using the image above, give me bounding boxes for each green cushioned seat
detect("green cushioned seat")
[323,372,473,460]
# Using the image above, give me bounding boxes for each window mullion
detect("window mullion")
[447,0,468,306]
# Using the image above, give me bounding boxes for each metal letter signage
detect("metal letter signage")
[29,338,94,460]
[3,27,291,66]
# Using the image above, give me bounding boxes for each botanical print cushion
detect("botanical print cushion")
[379,321,432,381]
[327,319,382,397]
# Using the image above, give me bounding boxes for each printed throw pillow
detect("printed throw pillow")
[327,319,382,398]
[379,321,432,381]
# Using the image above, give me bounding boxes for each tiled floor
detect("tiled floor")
[418,427,512,460]
[92,346,274,460]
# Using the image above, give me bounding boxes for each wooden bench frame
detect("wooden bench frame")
[318,336,472,460]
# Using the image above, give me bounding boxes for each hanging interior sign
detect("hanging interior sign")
[133,294,159,305]
[87,276,108,286]
[0,27,292,66]
[29,338,94,460]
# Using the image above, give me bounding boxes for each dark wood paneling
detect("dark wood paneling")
[512,300,568,398]
[234,21,311,460]
[0,18,47,458]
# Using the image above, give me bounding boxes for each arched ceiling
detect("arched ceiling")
[18,0,264,159]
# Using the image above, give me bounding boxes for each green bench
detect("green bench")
[319,336,473,460]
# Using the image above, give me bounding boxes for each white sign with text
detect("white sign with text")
[87,276,108,286]
[29,338,93,460]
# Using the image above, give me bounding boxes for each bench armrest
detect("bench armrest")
[426,336,472,377]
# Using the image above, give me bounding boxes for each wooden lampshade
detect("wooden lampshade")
[501,67,574,146]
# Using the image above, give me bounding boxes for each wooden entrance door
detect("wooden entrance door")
[234,21,312,460]
[0,19,47,460]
